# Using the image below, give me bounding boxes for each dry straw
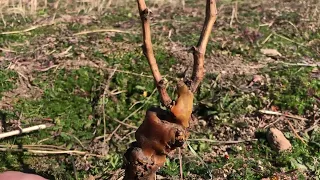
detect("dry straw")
[0,0,184,17]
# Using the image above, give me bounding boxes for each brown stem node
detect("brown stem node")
[124,147,158,179]
[141,8,152,20]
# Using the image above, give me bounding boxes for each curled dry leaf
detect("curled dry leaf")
[267,128,292,152]
[252,74,263,83]
[261,48,282,57]
[86,175,95,180]
[249,74,264,86]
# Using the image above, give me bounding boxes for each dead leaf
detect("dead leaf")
[261,49,282,57]
[252,74,263,82]
[248,74,264,86]
[86,175,95,180]
[270,105,279,112]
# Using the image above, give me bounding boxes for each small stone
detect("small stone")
[257,160,262,165]
[267,128,292,152]
[80,53,85,59]
[198,120,207,127]
[235,146,243,151]
[257,165,264,171]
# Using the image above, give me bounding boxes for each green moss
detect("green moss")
[268,67,319,114]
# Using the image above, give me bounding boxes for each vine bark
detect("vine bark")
[123,0,217,179]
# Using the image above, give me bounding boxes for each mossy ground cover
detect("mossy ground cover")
[0,0,319,179]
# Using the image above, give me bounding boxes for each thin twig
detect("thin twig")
[63,132,86,149]
[0,11,6,27]
[0,24,52,35]
[136,0,172,107]
[102,66,118,149]
[279,62,320,67]
[0,47,16,53]
[106,87,157,142]
[286,120,307,144]
[188,138,257,144]
[259,110,308,121]
[178,148,183,180]
[229,2,236,27]
[234,1,240,24]
[105,68,175,80]
[102,66,118,101]
[0,147,104,158]
[283,20,299,33]
[74,29,130,36]
[264,117,284,129]
[105,68,154,78]
[38,137,54,144]
[0,124,49,139]
[0,144,66,151]
[304,118,320,133]
[129,101,143,110]
[110,90,127,95]
[273,32,305,47]
[22,145,66,150]
[70,156,78,180]
[120,131,136,141]
[261,33,273,45]
[37,65,59,72]
[56,46,72,57]
[187,142,213,180]
[113,118,138,129]
[191,0,217,92]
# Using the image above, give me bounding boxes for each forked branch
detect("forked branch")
[124,0,217,179]
[191,0,217,92]
[137,0,172,108]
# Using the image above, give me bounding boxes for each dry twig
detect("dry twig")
[286,120,307,144]
[22,144,66,150]
[136,0,172,107]
[106,87,157,142]
[0,147,103,158]
[178,148,183,180]
[105,68,154,78]
[264,117,284,129]
[0,124,49,139]
[188,138,257,144]
[0,24,52,35]
[259,110,308,121]
[273,32,305,47]
[0,144,102,157]
[0,47,16,53]
[74,29,130,36]
[304,118,320,133]
[190,0,217,92]
[101,66,118,149]
[279,62,320,67]
[112,118,138,129]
